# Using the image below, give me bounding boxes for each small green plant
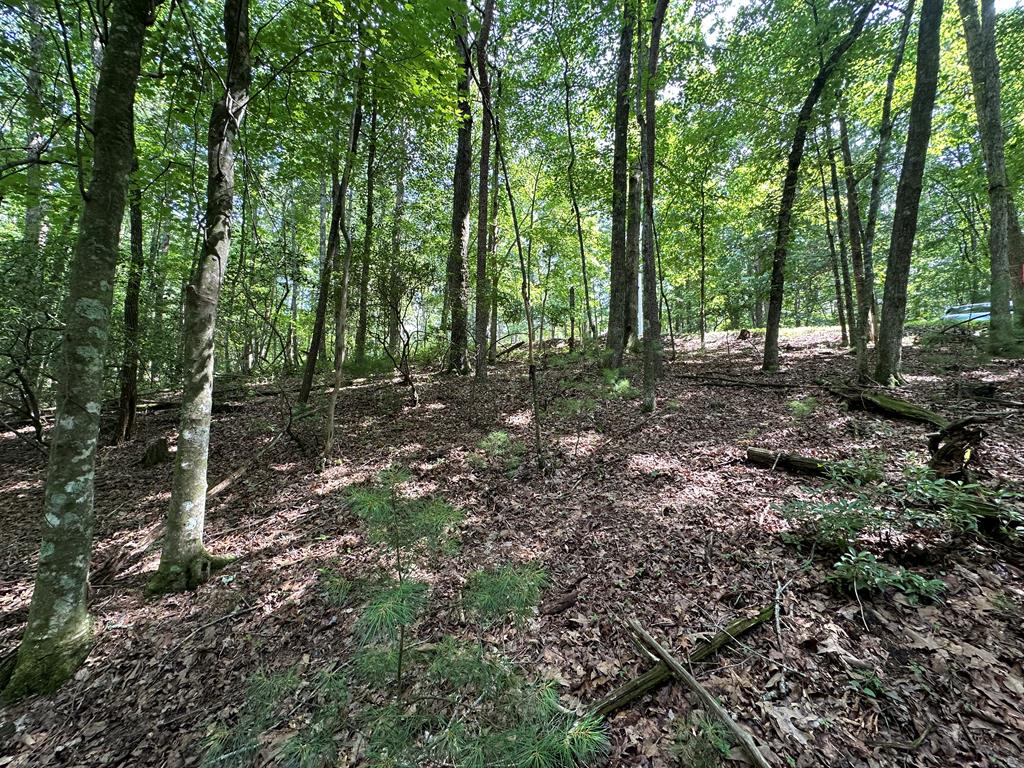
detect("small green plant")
[901,465,1021,532]
[846,669,885,699]
[601,368,638,399]
[828,450,886,487]
[829,549,945,603]
[787,396,819,420]
[316,567,354,605]
[464,563,548,626]
[348,468,463,693]
[781,496,888,549]
[673,712,733,767]
[473,430,527,472]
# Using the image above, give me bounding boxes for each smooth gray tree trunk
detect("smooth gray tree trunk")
[151,0,250,593]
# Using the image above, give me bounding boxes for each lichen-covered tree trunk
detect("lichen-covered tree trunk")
[838,110,872,383]
[606,1,634,366]
[1,0,156,702]
[958,0,1014,352]
[151,0,250,593]
[354,97,377,367]
[761,0,875,371]
[446,12,473,375]
[474,0,495,380]
[875,0,943,384]
[640,0,669,412]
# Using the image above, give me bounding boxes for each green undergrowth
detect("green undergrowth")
[780,450,1022,603]
[467,430,527,473]
[203,469,607,768]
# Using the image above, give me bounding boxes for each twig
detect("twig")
[627,618,772,768]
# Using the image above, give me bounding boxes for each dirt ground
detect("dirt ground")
[1,328,1022,767]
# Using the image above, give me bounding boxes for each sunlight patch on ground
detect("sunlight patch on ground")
[626,452,684,477]
[506,409,533,427]
[553,430,602,458]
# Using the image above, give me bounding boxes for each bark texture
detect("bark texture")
[446,13,473,374]
[958,0,1014,351]
[113,157,146,443]
[354,98,377,366]
[152,0,250,593]
[2,0,156,701]
[875,0,943,384]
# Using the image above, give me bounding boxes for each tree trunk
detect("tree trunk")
[387,127,407,358]
[354,97,377,366]
[838,107,872,383]
[607,1,635,365]
[1009,201,1024,328]
[323,54,365,458]
[875,0,943,384]
[826,129,857,341]
[639,0,669,412]
[958,0,1014,352]
[474,0,495,380]
[814,138,849,344]
[863,0,916,340]
[762,0,875,371]
[2,0,156,702]
[299,163,342,404]
[151,0,250,594]
[488,133,501,364]
[625,161,641,350]
[446,11,473,374]
[113,156,146,444]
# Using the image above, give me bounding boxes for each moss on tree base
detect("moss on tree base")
[147,549,235,594]
[1,617,94,703]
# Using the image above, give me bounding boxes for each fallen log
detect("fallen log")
[833,387,949,428]
[628,619,772,768]
[590,604,773,718]
[745,447,830,477]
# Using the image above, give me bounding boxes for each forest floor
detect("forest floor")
[1,327,1023,768]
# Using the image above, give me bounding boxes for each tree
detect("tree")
[474,0,496,380]
[446,8,473,375]
[639,0,670,412]
[762,0,876,372]
[151,0,251,593]
[2,0,158,700]
[875,0,944,384]
[606,1,635,367]
[957,0,1015,352]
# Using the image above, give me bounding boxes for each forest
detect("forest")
[1,0,1023,764]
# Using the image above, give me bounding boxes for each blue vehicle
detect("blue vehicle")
[941,301,1015,323]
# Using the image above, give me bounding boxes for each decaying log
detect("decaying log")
[745,447,830,477]
[833,387,949,428]
[628,618,773,768]
[926,416,996,480]
[590,604,773,718]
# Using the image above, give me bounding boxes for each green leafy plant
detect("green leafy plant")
[673,712,733,767]
[464,564,548,626]
[787,396,819,420]
[828,450,887,487]
[846,669,886,699]
[316,568,354,606]
[829,549,945,603]
[781,497,889,549]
